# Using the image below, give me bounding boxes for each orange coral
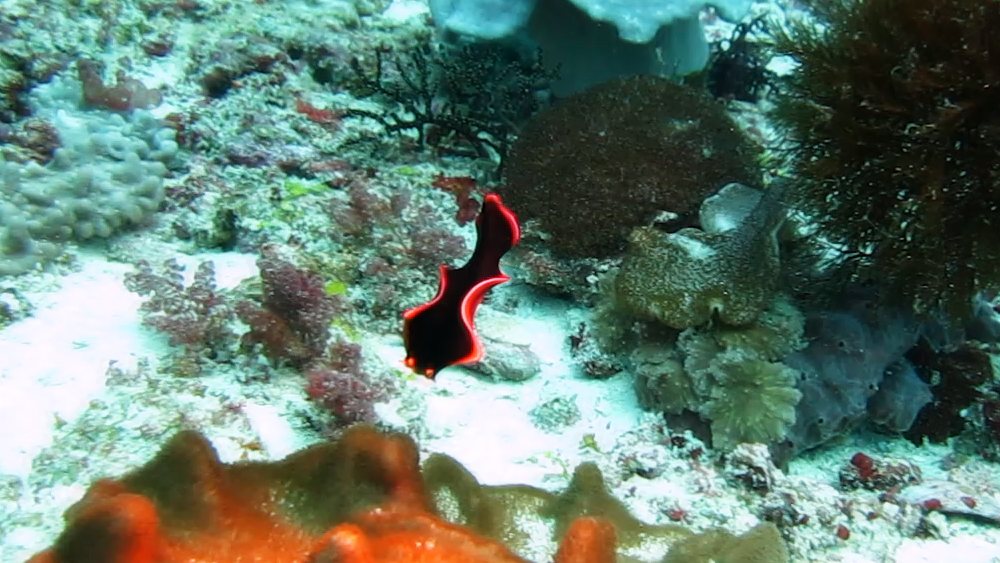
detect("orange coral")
[311,507,529,562]
[554,517,618,563]
[30,426,618,563]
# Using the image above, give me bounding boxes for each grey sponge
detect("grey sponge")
[867,359,932,433]
[778,305,926,460]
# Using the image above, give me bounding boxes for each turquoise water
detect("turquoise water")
[1,1,999,562]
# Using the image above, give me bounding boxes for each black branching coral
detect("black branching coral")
[771,0,1000,318]
[344,41,552,165]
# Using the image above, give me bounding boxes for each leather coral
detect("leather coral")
[28,425,619,563]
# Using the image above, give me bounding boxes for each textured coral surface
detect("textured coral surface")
[613,185,783,329]
[30,423,791,562]
[503,75,759,258]
[28,426,618,563]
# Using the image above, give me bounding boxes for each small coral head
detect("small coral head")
[503,75,760,258]
[402,193,519,378]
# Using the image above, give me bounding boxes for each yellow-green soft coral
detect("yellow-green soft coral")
[699,351,802,449]
[712,295,805,360]
[682,297,805,448]
[635,297,806,450]
[632,344,696,414]
[613,187,784,329]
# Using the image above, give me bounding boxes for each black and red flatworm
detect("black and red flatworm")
[402,193,520,379]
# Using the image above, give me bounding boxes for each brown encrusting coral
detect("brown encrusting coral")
[502,75,761,258]
[771,0,1000,318]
